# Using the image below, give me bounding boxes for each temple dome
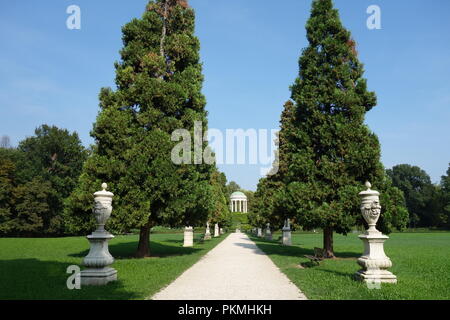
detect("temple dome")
[230,191,248,213]
[230,191,247,199]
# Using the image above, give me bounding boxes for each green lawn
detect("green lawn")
[251,232,450,300]
[0,233,226,300]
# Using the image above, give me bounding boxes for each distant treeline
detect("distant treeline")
[387,164,450,229]
[1,126,449,237]
[0,125,88,237]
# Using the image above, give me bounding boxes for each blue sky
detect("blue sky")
[1,0,449,191]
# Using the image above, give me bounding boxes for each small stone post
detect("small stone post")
[183,226,194,247]
[214,223,219,237]
[265,223,272,240]
[282,219,292,246]
[220,228,224,235]
[204,222,212,240]
[355,182,397,284]
[257,227,263,237]
[80,183,117,286]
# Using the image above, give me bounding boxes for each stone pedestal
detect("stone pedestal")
[282,219,292,246]
[265,223,272,241]
[183,226,194,247]
[204,222,212,240]
[214,224,219,237]
[80,183,117,286]
[355,182,397,284]
[80,267,117,286]
[356,233,397,283]
[257,228,263,237]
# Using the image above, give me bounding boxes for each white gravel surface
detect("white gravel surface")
[151,232,307,300]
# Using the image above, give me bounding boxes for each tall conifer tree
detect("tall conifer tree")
[278,0,407,257]
[66,0,213,257]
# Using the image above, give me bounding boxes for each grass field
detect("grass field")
[251,232,450,300]
[0,233,226,300]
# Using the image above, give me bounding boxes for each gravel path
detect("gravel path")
[151,232,307,300]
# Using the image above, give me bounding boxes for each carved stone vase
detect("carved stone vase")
[355,182,397,284]
[282,219,292,246]
[80,183,118,286]
[204,222,212,240]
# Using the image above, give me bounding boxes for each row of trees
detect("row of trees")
[0,127,88,236]
[64,0,231,258]
[249,0,410,258]
[249,0,450,257]
[0,123,233,241]
[0,1,233,259]
[387,164,450,229]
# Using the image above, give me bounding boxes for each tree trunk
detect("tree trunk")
[323,227,335,259]
[136,222,152,258]
[160,0,168,57]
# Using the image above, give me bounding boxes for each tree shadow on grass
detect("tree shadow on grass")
[254,242,312,257]
[249,236,360,260]
[234,242,267,254]
[312,267,356,280]
[69,239,202,259]
[0,259,139,300]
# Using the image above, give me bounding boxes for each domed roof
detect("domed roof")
[230,191,247,199]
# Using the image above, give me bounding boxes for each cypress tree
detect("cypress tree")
[65,0,213,257]
[280,0,407,257]
[252,177,285,230]
[209,168,230,228]
[252,101,296,231]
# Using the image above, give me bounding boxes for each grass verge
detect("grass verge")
[0,232,227,300]
[251,232,450,300]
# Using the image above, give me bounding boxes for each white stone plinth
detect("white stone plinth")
[257,228,263,237]
[80,183,117,286]
[80,267,117,286]
[282,228,292,246]
[214,224,219,237]
[355,182,397,284]
[265,228,272,241]
[204,223,212,240]
[356,233,397,283]
[183,227,194,247]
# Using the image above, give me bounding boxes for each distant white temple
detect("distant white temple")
[230,191,248,213]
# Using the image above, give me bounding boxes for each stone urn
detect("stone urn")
[282,219,292,246]
[214,223,220,237]
[359,182,382,235]
[80,183,118,286]
[257,227,263,237]
[204,221,212,240]
[355,182,397,284]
